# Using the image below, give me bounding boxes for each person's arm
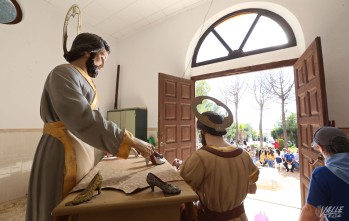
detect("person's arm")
[49,66,124,155]
[301,168,328,221]
[180,152,205,191]
[299,203,320,221]
[49,66,155,157]
[132,136,154,157]
[248,157,259,194]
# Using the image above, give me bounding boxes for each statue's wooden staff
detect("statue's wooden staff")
[114,65,120,109]
[63,4,82,54]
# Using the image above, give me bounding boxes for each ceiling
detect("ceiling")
[44,0,209,41]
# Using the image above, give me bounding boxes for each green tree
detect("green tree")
[251,130,259,141]
[286,113,297,146]
[237,123,254,142]
[271,127,283,139]
[225,123,236,142]
[195,80,219,113]
[266,68,295,148]
[271,112,298,146]
[195,80,211,96]
[279,139,285,149]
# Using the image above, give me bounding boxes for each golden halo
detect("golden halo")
[63,4,82,54]
[191,96,234,131]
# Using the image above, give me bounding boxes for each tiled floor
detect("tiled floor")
[0,166,301,221]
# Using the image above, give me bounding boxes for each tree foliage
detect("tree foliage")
[195,80,219,113]
[271,112,298,146]
[195,68,297,148]
[265,68,295,148]
[195,80,211,96]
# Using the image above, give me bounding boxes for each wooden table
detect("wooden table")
[52,158,198,221]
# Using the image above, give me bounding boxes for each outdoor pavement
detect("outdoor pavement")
[245,166,302,221]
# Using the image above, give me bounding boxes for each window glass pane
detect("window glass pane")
[192,9,296,67]
[197,32,229,63]
[215,13,257,50]
[244,16,288,52]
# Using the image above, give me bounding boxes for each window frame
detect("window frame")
[192,8,297,67]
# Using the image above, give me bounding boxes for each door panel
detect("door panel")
[158,73,195,163]
[294,37,329,207]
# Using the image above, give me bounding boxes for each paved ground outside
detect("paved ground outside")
[245,166,301,221]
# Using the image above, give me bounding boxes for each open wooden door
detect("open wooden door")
[294,37,331,207]
[158,73,196,164]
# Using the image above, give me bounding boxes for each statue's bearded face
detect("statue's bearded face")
[86,49,108,78]
[201,130,207,146]
[86,53,98,78]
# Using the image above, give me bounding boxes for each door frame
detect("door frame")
[191,59,297,81]
[189,53,325,207]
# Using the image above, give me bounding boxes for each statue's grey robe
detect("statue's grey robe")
[26,64,125,221]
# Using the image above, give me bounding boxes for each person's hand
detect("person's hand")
[172,158,183,170]
[132,137,154,158]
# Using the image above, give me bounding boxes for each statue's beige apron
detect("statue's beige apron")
[43,65,98,198]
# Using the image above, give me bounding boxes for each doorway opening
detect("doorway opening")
[193,66,301,221]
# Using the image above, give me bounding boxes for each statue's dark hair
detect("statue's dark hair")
[64,33,110,62]
[197,111,227,136]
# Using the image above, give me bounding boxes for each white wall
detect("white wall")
[112,5,207,128]
[114,0,349,128]
[0,0,119,129]
[1,0,349,129]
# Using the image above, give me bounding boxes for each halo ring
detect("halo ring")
[192,96,234,131]
[63,4,81,54]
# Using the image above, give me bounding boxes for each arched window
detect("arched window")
[192,9,296,67]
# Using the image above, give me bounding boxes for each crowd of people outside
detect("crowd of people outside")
[236,139,300,172]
